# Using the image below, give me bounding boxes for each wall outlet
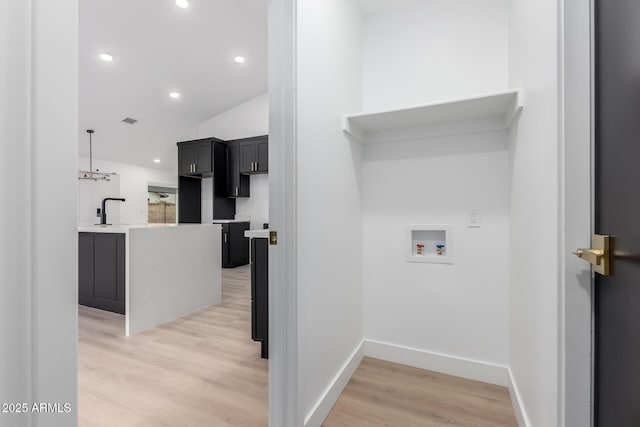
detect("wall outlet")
[468,208,481,227]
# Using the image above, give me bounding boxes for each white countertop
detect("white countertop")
[78,223,219,233]
[212,219,251,223]
[245,229,269,239]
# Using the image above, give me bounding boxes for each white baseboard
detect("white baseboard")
[304,340,365,427]
[507,368,531,427]
[364,339,508,386]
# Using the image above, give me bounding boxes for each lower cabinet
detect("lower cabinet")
[251,237,269,359]
[218,222,250,268]
[79,232,126,314]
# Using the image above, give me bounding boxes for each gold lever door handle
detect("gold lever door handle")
[572,248,605,265]
[573,234,612,276]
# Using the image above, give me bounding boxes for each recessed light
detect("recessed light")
[175,0,189,8]
[153,159,161,163]
[169,92,180,99]
[99,53,114,62]
[234,56,246,64]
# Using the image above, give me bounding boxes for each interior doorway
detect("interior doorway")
[77,0,272,425]
[147,185,177,225]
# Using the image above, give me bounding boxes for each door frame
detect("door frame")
[20,1,599,426]
[10,1,301,426]
[267,0,301,425]
[5,1,80,426]
[560,0,594,425]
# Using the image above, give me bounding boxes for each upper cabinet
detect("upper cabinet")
[177,139,235,222]
[238,136,269,174]
[226,141,250,198]
[178,139,217,176]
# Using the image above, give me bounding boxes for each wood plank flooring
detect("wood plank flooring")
[78,265,268,427]
[324,357,518,427]
[80,266,517,427]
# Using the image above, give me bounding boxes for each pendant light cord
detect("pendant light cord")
[87,129,94,180]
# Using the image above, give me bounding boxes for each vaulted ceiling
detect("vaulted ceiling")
[79,0,268,170]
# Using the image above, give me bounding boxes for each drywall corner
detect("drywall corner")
[304,341,364,427]
[508,368,532,427]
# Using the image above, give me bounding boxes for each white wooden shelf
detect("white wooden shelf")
[343,89,524,144]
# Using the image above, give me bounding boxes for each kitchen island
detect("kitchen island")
[78,223,221,336]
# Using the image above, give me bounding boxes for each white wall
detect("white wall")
[78,157,176,225]
[201,177,213,224]
[362,132,510,373]
[78,175,121,224]
[198,93,269,227]
[360,0,511,383]
[200,174,268,227]
[0,0,78,425]
[198,92,269,139]
[236,174,269,227]
[297,0,365,425]
[0,1,33,424]
[507,0,560,425]
[362,0,508,111]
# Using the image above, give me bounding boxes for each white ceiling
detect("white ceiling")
[357,0,421,16]
[79,0,268,170]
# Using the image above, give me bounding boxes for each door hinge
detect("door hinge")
[269,231,278,246]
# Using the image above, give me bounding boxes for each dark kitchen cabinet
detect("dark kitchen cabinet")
[226,142,250,198]
[251,237,269,359]
[179,144,196,175]
[256,139,268,171]
[79,232,125,314]
[177,139,235,223]
[178,176,201,223]
[216,221,250,268]
[238,135,269,174]
[178,139,213,176]
[212,142,235,219]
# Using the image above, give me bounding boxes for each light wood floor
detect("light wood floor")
[324,357,518,427]
[78,265,268,427]
[80,266,517,427]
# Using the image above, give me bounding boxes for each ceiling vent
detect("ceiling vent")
[122,117,138,125]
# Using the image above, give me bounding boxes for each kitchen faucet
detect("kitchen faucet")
[100,198,126,225]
